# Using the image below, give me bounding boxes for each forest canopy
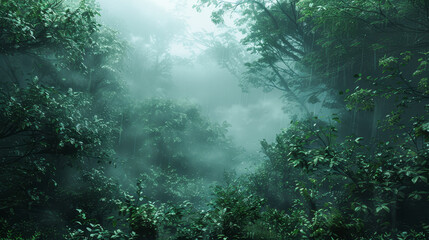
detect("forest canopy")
[0,0,428,239]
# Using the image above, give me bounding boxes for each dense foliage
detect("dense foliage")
[1,0,428,239]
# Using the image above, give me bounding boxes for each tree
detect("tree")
[197,0,429,138]
[0,0,100,68]
[252,52,429,236]
[0,82,116,238]
[0,1,124,238]
[196,0,317,114]
[118,99,238,179]
[258,115,428,237]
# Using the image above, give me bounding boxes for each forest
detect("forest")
[0,0,428,239]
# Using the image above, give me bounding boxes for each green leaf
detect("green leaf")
[376,205,390,213]
[332,117,341,123]
[412,176,427,184]
[354,137,364,144]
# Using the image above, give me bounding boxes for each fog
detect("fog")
[2,0,427,239]
[98,0,291,151]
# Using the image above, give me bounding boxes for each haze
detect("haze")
[1,0,428,239]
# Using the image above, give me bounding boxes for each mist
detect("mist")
[97,0,291,152]
[1,0,428,239]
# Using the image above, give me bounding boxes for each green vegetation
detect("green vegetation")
[1,0,428,239]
